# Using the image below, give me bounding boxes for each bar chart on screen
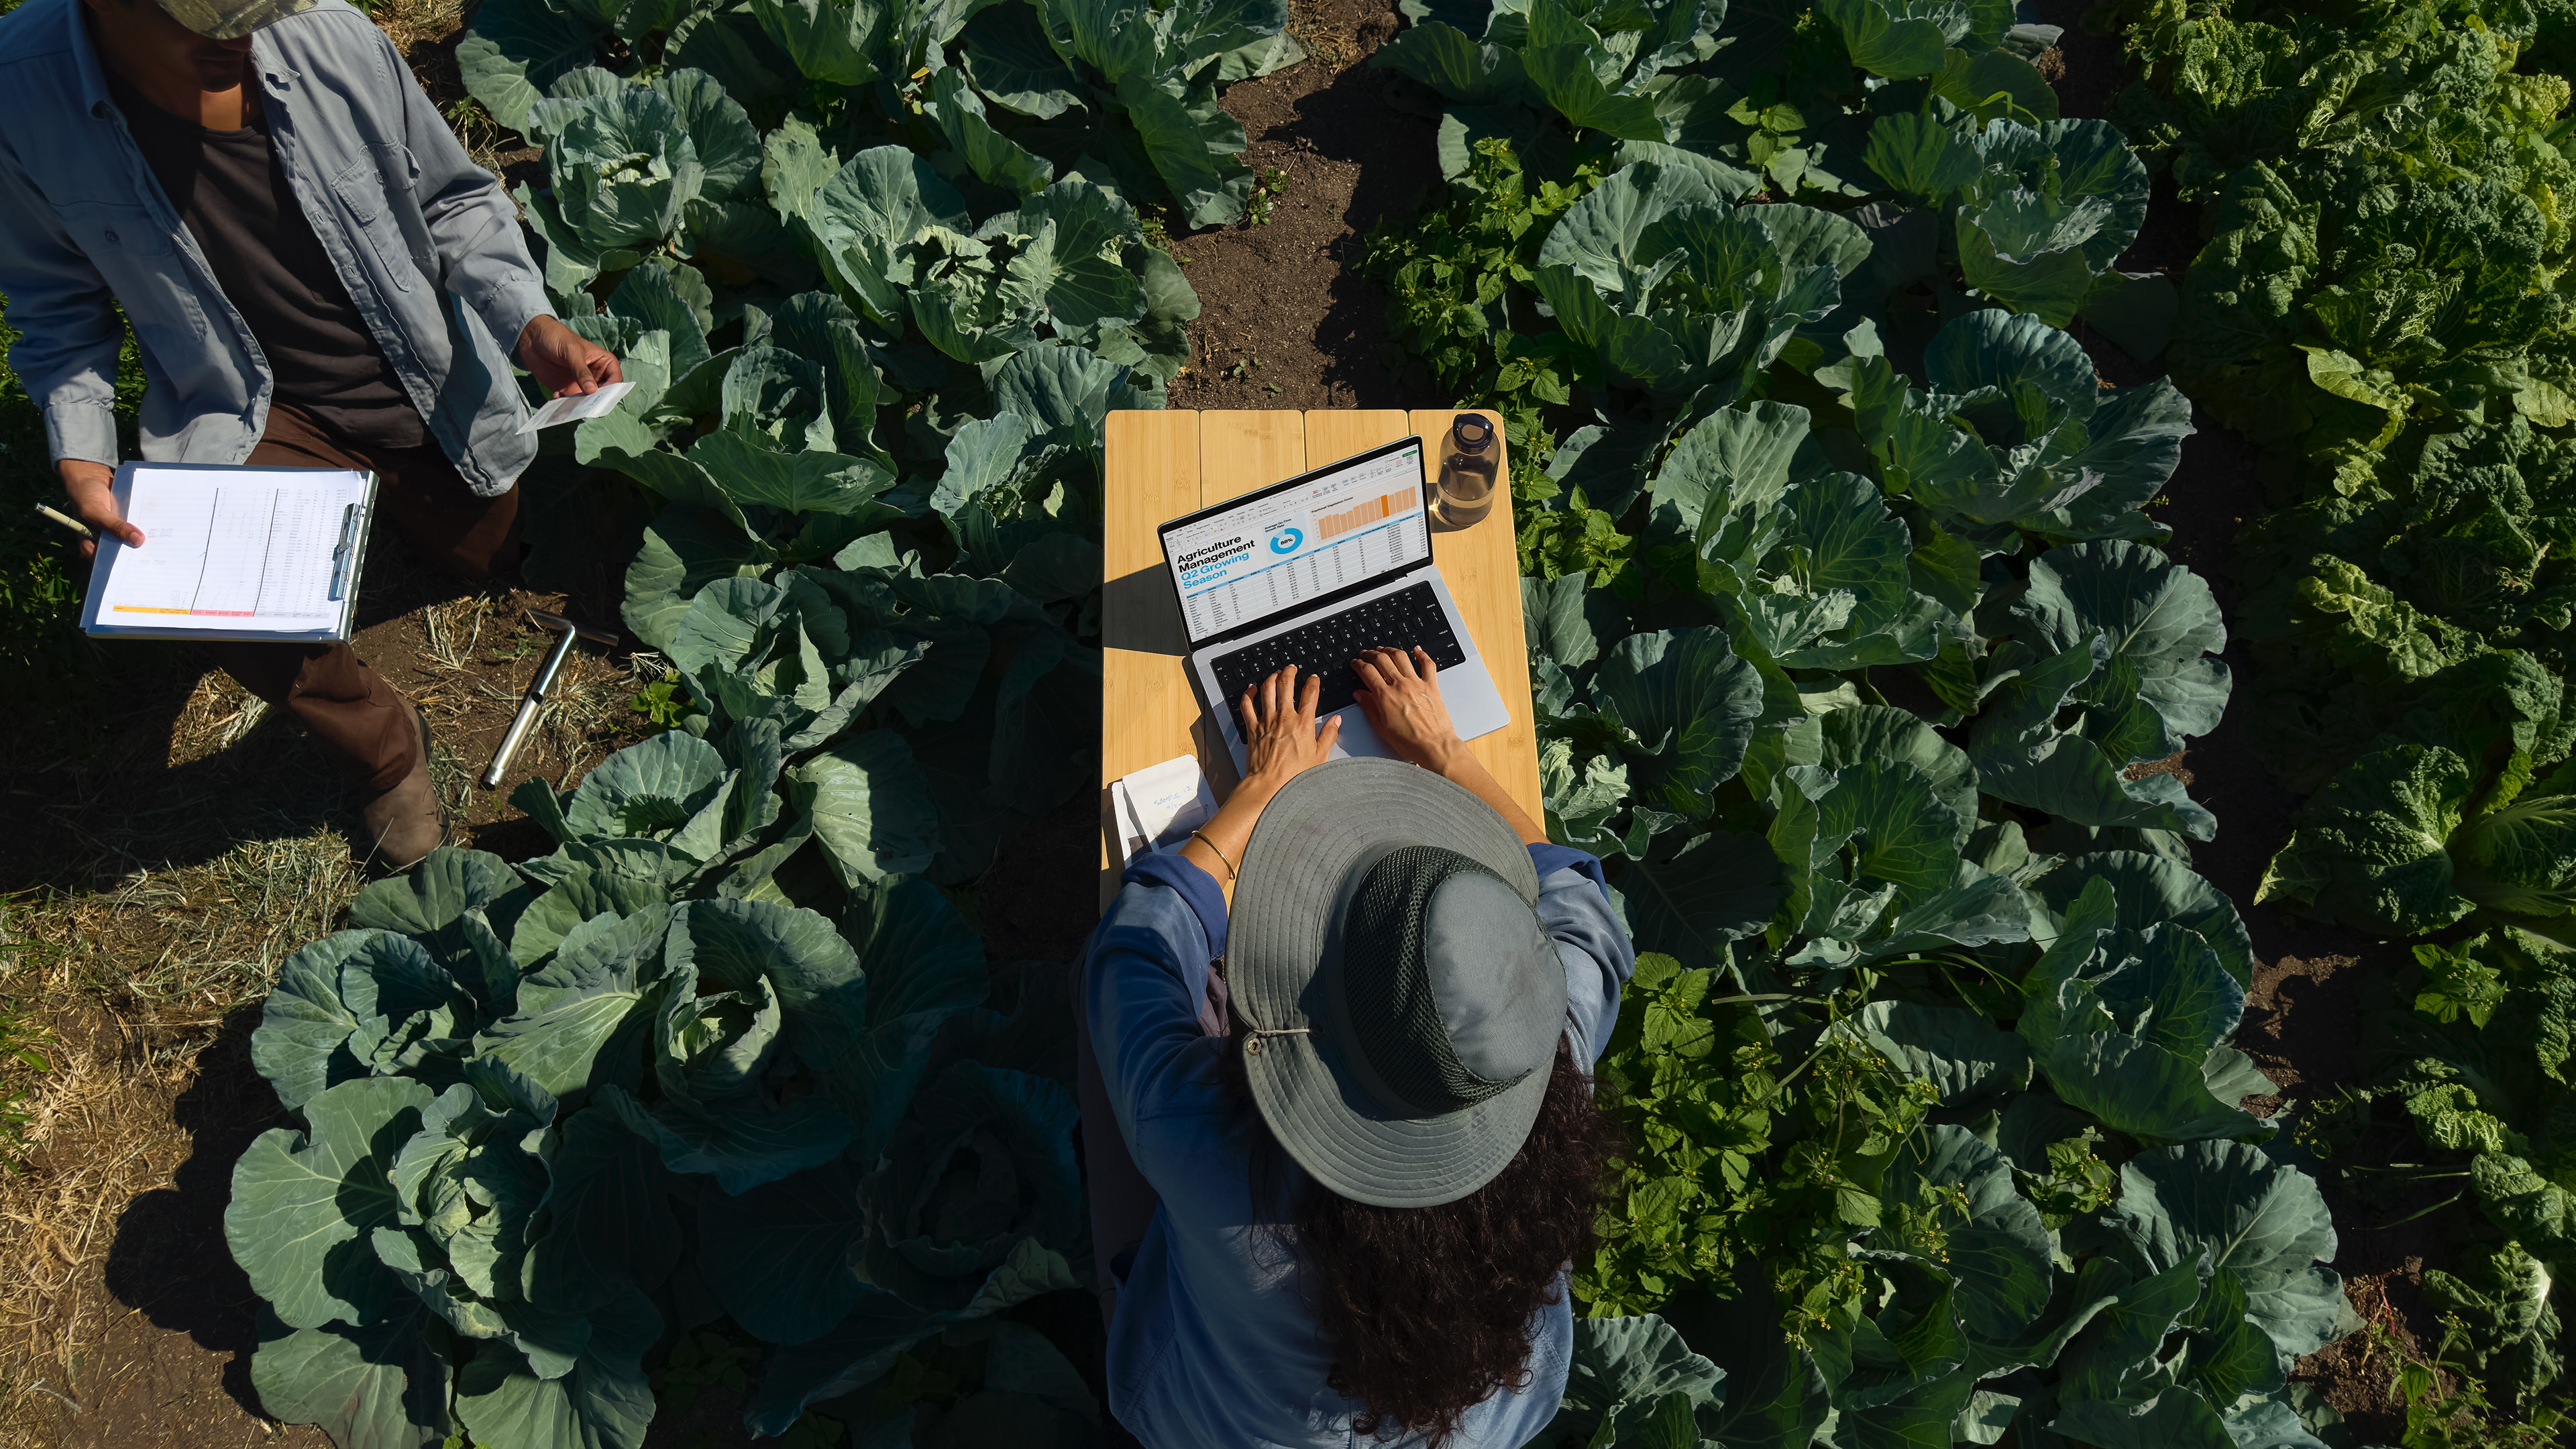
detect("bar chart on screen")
[1318,486,1418,539]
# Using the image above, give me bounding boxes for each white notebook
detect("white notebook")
[1110,754,1218,865]
[80,462,376,641]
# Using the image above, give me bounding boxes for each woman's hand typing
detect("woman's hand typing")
[1180,665,1339,904]
[1350,646,1462,771]
[1239,664,1341,794]
[1352,646,1548,847]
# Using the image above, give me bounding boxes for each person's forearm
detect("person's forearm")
[1177,773,1285,909]
[1424,741,1548,846]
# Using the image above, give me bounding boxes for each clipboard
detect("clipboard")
[78,462,379,643]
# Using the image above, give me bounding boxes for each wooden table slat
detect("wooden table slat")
[1101,411,1200,660]
[1099,413,1208,901]
[1302,410,1411,472]
[1199,409,1308,502]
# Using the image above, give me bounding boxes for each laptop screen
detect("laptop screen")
[1161,437,1431,643]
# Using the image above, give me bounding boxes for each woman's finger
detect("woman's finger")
[1411,645,1438,681]
[1298,670,1321,724]
[1318,713,1342,751]
[1351,661,1384,710]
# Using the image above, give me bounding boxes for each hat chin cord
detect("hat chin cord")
[1242,1026,1311,1057]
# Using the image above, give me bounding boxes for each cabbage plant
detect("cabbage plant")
[1528,164,1864,419]
[463,0,1302,227]
[227,820,1079,1448]
[2261,744,2576,941]
[1825,310,2193,549]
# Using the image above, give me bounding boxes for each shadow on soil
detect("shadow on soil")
[1165,23,1441,413]
[0,657,335,890]
[97,1015,289,1425]
[1275,68,1446,409]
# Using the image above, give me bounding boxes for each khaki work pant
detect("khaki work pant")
[198,402,521,792]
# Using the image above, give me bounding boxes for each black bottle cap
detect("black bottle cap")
[1450,413,1493,452]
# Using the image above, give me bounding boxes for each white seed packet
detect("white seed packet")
[1110,754,1218,865]
[521,380,637,431]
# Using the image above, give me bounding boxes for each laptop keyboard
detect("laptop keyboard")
[1210,581,1467,734]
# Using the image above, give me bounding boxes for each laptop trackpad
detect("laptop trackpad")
[1320,678,1505,763]
[1326,704,1393,761]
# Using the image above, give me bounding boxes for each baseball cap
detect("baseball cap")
[152,0,321,40]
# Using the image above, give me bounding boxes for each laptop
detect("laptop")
[1159,434,1511,772]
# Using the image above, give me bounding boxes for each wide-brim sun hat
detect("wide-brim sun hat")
[1229,757,1568,1209]
[153,0,319,40]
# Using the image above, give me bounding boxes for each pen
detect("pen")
[33,504,95,541]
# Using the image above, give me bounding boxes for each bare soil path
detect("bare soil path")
[1165,0,1438,411]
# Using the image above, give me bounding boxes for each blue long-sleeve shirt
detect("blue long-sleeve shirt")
[1085,843,1638,1449]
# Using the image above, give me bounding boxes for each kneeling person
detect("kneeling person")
[0,0,619,866]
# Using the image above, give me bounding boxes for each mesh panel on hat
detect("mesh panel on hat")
[1339,846,1529,1116]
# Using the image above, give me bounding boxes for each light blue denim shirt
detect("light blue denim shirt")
[0,0,551,494]
[1087,843,1638,1449]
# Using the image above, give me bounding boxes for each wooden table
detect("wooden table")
[1097,409,1540,908]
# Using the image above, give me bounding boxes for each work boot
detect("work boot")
[360,698,446,871]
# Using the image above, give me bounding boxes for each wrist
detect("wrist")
[1422,739,1472,775]
[516,314,561,359]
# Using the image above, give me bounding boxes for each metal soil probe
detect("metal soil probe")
[481,610,620,789]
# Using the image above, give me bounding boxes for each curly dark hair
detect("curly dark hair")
[1232,1034,1623,1446]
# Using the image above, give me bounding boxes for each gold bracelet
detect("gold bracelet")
[1189,830,1238,879]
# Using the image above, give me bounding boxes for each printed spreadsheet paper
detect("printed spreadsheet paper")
[80,464,375,641]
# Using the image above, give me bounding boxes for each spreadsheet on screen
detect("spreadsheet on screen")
[1163,443,1428,640]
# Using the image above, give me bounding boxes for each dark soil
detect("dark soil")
[62,1016,331,1449]
[1165,0,1439,412]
